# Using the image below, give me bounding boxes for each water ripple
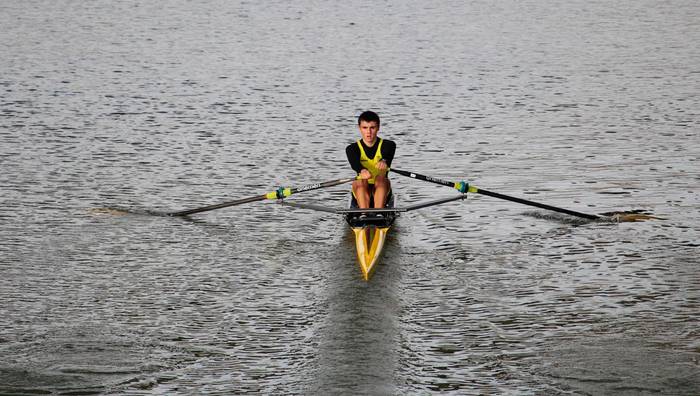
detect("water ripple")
[2,0,699,394]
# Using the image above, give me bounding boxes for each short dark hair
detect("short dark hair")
[358,110,380,126]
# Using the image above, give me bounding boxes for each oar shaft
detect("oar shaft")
[168,194,267,217]
[474,188,599,220]
[390,168,454,188]
[291,178,356,194]
[391,168,599,220]
[168,177,355,217]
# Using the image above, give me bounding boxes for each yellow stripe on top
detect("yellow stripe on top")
[357,139,384,184]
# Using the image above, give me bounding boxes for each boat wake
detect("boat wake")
[521,211,593,225]
[523,209,665,223]
[87,207,170,217]
[597,210,667,223]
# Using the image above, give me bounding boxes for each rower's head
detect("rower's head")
[358,111,380,146]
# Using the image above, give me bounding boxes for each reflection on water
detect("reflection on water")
[2,0,699,394]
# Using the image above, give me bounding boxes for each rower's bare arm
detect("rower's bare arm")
[376,160,388,173]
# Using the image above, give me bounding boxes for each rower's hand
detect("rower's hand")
[376,160,388,173]
[359,169,372,179]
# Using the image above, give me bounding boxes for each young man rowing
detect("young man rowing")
[345,111,396,209]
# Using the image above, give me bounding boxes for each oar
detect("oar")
[168,177,355,217]
[390,168,599,220]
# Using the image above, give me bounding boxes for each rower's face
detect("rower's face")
[359,120,379,145]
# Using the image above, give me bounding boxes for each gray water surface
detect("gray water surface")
[1,0,699,394]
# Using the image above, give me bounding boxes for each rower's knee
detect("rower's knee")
[374,175,390,190]
[352,179,369,190]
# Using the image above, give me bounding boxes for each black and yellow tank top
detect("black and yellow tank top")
[357,139,385,184]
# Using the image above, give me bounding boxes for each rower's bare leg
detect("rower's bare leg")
[373,175,390,208]
[352,179,371,209]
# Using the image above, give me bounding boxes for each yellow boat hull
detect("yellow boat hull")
[352,226,391,281]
